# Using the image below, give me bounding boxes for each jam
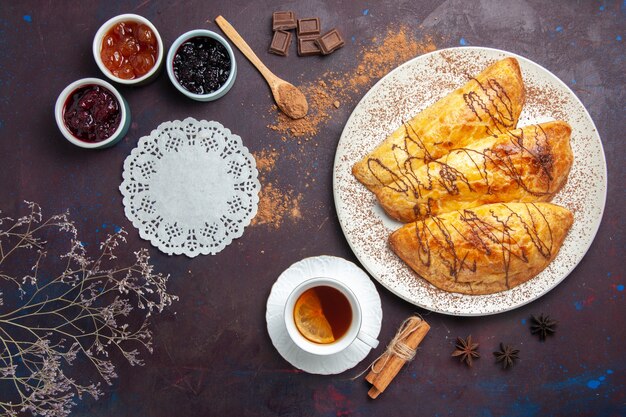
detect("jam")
[101,21,158,79]
[173,37,231,95]
[63,85,121,142]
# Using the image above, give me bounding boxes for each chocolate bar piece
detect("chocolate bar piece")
[272,11,297,31]
[269,30,292,56]
[316,29,345,55]
[297,17,321,37]
[297,36,322,56]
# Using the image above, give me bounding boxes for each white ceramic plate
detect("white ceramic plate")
[333,47,607,316]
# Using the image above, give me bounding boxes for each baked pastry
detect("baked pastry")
[352,57,525,194]
[375,121,573,222]
[389,202,573,295]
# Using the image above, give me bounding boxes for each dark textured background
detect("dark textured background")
[0,1,624,416]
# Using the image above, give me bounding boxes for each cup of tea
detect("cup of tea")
[284,277,379,355]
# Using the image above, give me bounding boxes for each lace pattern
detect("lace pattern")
[120,118,260,256]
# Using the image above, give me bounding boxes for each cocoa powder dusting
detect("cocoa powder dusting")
[251,183,303,229]
[253,27,438,228]
[267,27,437,139]
[252,150,303,228]
[254,149,278,173]
[276,83,308,119]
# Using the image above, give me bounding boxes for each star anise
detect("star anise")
[493,343,519,369]
[451,335,480,367]
[530,314,558,341]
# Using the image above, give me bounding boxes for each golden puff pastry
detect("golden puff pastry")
[389,202,573,295]
[352,57,525,194]
[375,121,573,223]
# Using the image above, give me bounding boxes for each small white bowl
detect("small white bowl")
[55,78,131,149]
[93,13,164,86]
[166,29,237,101]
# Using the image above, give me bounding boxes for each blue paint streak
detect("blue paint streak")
[571,79,576,84]
[109,392,118,404]
[574,301,583,310]
[23,14,32,22]
[362,9,369,16]
[114,225,122,233]
[556,26,563,32]
[587,380,601,389]
[508,398,540,417]
[477,381,509,393]
[617,284,624,291]
[102,223,107,228]
[351,36,356,42]
[547,370,614,392]
[617,35,622,41]
[599,5,605,11]
[459,37,468,46]
[480,409,494,417]
[607,271,612,277]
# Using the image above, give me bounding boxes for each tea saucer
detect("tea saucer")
[266,255,382,375]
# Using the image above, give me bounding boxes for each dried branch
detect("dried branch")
[0,202,178,417]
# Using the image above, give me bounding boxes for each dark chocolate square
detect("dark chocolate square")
[297,18,321,37]
[272,11,297,31]
[269,30,292,56]
[297,36,322,56]
[315,29,345,55]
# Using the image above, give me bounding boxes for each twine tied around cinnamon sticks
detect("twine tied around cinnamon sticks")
[358,315,430,399]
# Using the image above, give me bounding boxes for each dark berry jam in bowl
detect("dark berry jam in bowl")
[166,30,237,101]
[55,78,130,149]
[93,14,164,86]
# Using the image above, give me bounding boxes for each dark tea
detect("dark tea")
[293,285,353,344]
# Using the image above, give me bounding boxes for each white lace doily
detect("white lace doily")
[120,118,260,257]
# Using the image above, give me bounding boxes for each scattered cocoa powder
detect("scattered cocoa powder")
[267,26,438,139]
[253,26,439,228]
[253,149,278,175]
[251,150,303,229]
[251,182,303,229]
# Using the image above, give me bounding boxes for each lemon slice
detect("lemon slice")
[294,289,335,344]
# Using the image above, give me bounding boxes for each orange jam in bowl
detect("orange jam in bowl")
[93,14,163,85]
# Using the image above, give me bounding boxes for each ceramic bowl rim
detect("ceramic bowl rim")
[166,29,237,100]
[54,77,127,149]
[92,13,164,85]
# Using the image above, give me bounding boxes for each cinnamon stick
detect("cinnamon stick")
[365,316,430,399]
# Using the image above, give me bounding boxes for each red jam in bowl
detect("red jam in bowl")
[63,85,121,142]
[101,21,158,79]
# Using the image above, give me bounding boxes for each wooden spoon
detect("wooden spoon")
[215,16,308,120]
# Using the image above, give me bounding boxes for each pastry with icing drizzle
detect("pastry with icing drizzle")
[389,202,573,295]
[352,57,525,194]
[374,121,573,222]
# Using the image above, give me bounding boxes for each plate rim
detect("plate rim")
[332,46,608,316]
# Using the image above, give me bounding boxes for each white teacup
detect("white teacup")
[284,277,379,355]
